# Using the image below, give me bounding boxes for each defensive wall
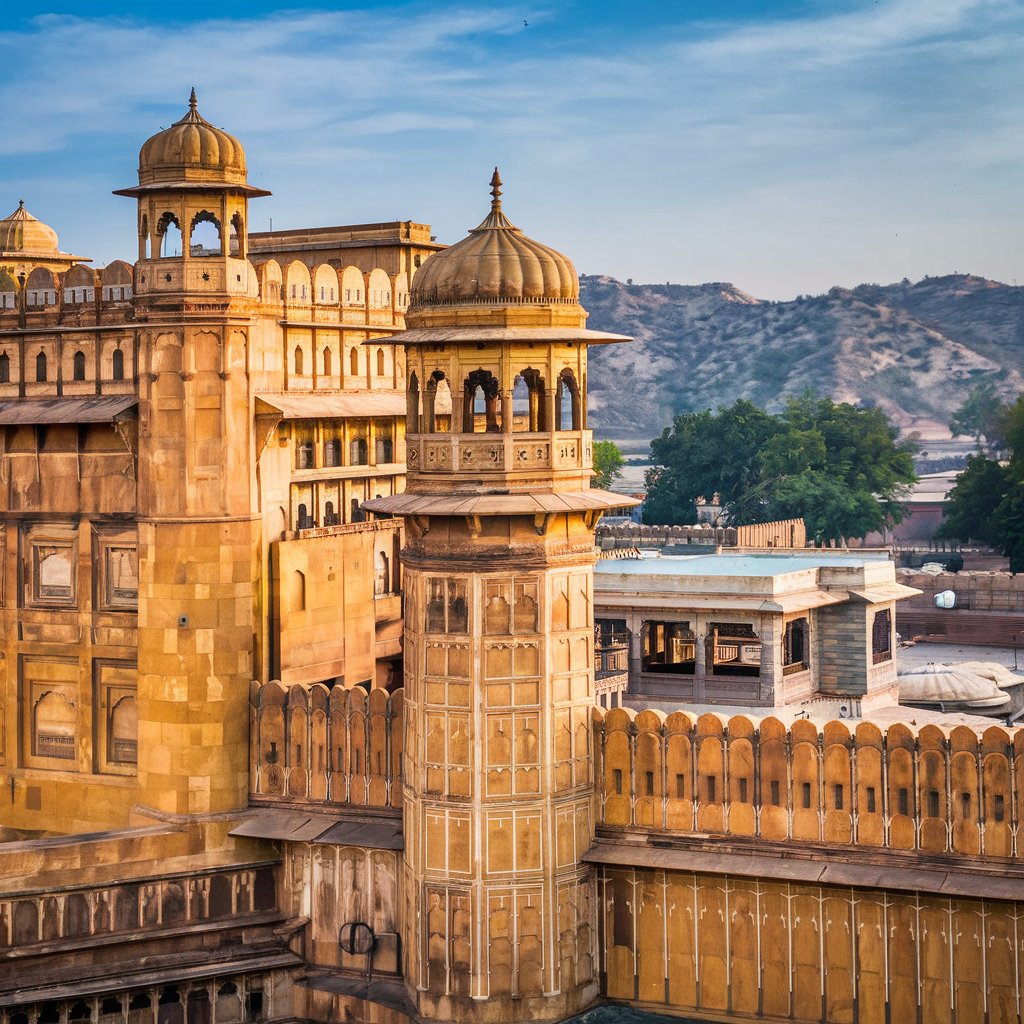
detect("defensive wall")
[596,519,807,550]
[896,569,1024,647]
[245,684,1024,1023]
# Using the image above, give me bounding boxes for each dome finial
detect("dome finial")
[189,87,198,112]
[490,167,502,210]
[18,199,24,210]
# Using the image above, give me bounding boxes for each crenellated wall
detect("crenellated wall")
[248,681,403,809]
[594,706,1021,861]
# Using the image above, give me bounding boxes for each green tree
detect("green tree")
[939,395,1024,571]
[643,395,917,543]
[949,381,1008,453]
[934,456,1008,546]
[592,440,626,490]
[993,481,1024,573]
[644,401,782,525]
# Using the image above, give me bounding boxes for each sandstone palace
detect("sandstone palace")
[0,94,1022,1024]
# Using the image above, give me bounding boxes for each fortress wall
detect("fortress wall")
[599,867,1020,1024]
[595,519,806,549]
[249,681,403,810]
[898,569,1024,613]
[595,707,1020,861]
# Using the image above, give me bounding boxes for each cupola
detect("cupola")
[407,169,587,331]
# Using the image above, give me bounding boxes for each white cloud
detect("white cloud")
[0,0,1021,297]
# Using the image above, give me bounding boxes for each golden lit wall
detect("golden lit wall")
[595,708,1020,859]
[600,868,1020,1024]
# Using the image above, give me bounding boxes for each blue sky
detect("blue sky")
[1,0,1021,299]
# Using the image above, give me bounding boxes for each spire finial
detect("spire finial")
[490,167,502,210]
[18,199,24,210]
[189,87,197,112]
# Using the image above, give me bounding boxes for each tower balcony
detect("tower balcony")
[405,428,594,493]
[134,256,259,299]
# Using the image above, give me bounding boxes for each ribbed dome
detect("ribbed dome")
[138,89,247,187]
[0,200,60,255]
[411,170,579,308]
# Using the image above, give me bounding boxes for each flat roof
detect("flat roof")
[596,552,890,579]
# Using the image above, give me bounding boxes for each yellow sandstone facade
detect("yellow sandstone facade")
[1,96,1023,1024]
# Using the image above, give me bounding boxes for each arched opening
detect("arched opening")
[375,551,390,595]
[407,371,420,433]
[73,350,86,381]
[351,497,366,523]
[33,690,76,760]
[112,348,125,380]
[349,347,359,376]
[375,430,393,463]
[462,368,501,432]
[324,435,341,467]
[296,503,313,530]
[0,352,9,383]
[513,367,546,431]
[290,569,305,606]
[108,694,138,764]
[323,346,332,377]
[189,211,222,256]
[324,500,338,526]
[230,212,243,257]
[556,368,581,430]
[36,350,47,382]
[294,346,304,376]
[376,347,385,376]
[158,213,183,258]
[423,370,451,433]
[350,436,368,465]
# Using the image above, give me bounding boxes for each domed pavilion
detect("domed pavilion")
[0,199,88,276]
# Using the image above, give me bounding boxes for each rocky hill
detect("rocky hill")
[581,273,1024,442]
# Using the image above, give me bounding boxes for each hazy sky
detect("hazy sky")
[2,0,1021,299]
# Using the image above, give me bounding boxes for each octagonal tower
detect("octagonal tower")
[365,171,636,1023]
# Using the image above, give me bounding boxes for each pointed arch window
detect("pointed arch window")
[112,349,125,381]
[376,348,385,376]
[323,347,332,377]
[294,346,304,376]
[73,351,86,381]
[350,347,359,376]
[36,351,47,383]
[0,352,9,383]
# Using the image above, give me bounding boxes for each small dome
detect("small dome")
[138,89,247,187]
[0,200,60,255]
[411,169,579,309]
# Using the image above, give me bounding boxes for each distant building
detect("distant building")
[595,550,919,716]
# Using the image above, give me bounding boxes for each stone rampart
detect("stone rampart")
[595,706,1020,861]
[249,681,403,809]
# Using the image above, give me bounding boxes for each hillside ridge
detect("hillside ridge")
[581,273,1024,441]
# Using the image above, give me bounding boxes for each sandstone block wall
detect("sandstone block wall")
[595,707,1021,861]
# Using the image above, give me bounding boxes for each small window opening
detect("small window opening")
[706,776,716,803]
[738,777,748,803]
[898,787,909,816]
[645,771,654,796]
[614,768,623,795]
[73,350,86,381]
[866,786,876,813]
[928,789,940,818]
[802,781,812,809]
[995,794,1005,822]
[675,774,685,799]
[770,779,780,806]
[834,784,844,811]
[961,792,971,819]
[112,348,124,380]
